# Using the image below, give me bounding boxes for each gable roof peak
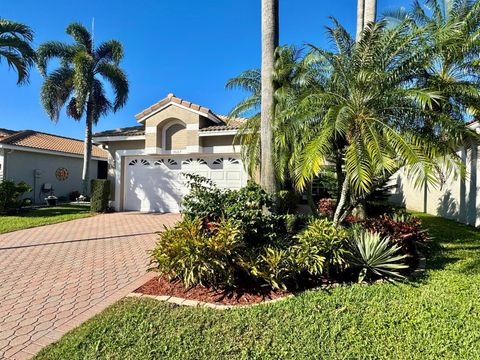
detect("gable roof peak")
[135,93,223,124]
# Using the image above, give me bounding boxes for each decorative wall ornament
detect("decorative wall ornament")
[55,167,69,181]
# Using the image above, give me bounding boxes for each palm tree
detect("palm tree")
[384,0,480,120]
[36,23,129,194]
[227,46,320,187]
[260,0,279,194]
[287,20,474,226]
[0,18,35,84]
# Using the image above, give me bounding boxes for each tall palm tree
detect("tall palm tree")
[260,0,279,194]
[287,20,473,225]
[357,0,377,40]
[0,18,35,84]
[364,0,377,24]
[36,23,129,194]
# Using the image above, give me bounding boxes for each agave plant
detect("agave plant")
[348,229,408,282]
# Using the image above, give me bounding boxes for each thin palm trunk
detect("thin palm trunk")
[333,175,350,227]
[356,0,365,41]
[82,99,93,195]
[260,0,278,194]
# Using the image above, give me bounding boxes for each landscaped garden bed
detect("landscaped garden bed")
[138,175,429,306]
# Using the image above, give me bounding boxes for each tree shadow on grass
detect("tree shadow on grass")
[417,214,480,275]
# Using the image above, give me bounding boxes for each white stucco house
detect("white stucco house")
[389,120,480,227]
[0,128,108,204]
[93,93,248,213]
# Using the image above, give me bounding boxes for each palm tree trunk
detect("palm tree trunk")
[333,175,350,227]
[260,0,278,194]
[356,0,365,41]
[364,0,377,25]
[82,100,93,195]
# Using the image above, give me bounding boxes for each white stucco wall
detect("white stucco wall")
[389,145,480,227]
[4,149,103,204]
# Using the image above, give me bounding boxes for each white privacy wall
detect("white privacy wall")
[388,145,480,227]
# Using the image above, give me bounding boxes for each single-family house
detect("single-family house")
[93,93,247,213]
[0,128,108,204]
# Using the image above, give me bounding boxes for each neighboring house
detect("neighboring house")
[389,120,480,227]
[0,128,108,204]
[93,93,247,212]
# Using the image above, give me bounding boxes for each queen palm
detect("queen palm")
[37,23,129,194]
[288,20,473,225]
[0,18,35,84]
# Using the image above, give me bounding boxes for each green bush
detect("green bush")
[348,229,408,282]
[90,179,110,213]
[149,217,243,288]
[242,246,294,290]
[182,174,278,244]
[0,180,32,213]
[292,218,350,276]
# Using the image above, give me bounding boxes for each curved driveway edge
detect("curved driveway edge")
[0,212,179,359]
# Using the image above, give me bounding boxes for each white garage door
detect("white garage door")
[124,156,246,212]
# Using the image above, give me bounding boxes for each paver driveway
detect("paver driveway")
[0,212,179,359]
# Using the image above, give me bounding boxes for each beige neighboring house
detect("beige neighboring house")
[93,93,248,212]
[389,120,480,227]
[0,128,108,204]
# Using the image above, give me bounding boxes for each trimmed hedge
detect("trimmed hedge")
[90,179,110,213]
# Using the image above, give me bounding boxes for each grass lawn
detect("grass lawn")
[35,213,480,359]
[0,204,92,234]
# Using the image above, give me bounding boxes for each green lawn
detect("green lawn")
[0,204,92,234]
[35,214,480,360]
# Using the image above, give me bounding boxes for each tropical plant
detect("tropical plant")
[285,19,474,226]
[149,217,243,288]
[36,23,129,194]
[243,246,293,290]
[384,0,480,120]
[0,18,35,84]
[292,218,349,276]
[348,229,408,282]
[227,45,320,186]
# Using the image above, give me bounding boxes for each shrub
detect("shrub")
[362,213,428,256]
[292,218,349,276]
[182,174,278,244]
[242,246,294,290]
[347,229,408,282]
[317,198,336,218]
[0,180,32,213]
[149,217,243,288]
[90,179,110,213]
[275,189,299,214]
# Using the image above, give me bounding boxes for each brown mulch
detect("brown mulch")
[134,276,292,306]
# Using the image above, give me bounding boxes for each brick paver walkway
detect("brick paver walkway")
[0,212,179,359]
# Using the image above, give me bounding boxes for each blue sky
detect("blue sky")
[1,0,406,139]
